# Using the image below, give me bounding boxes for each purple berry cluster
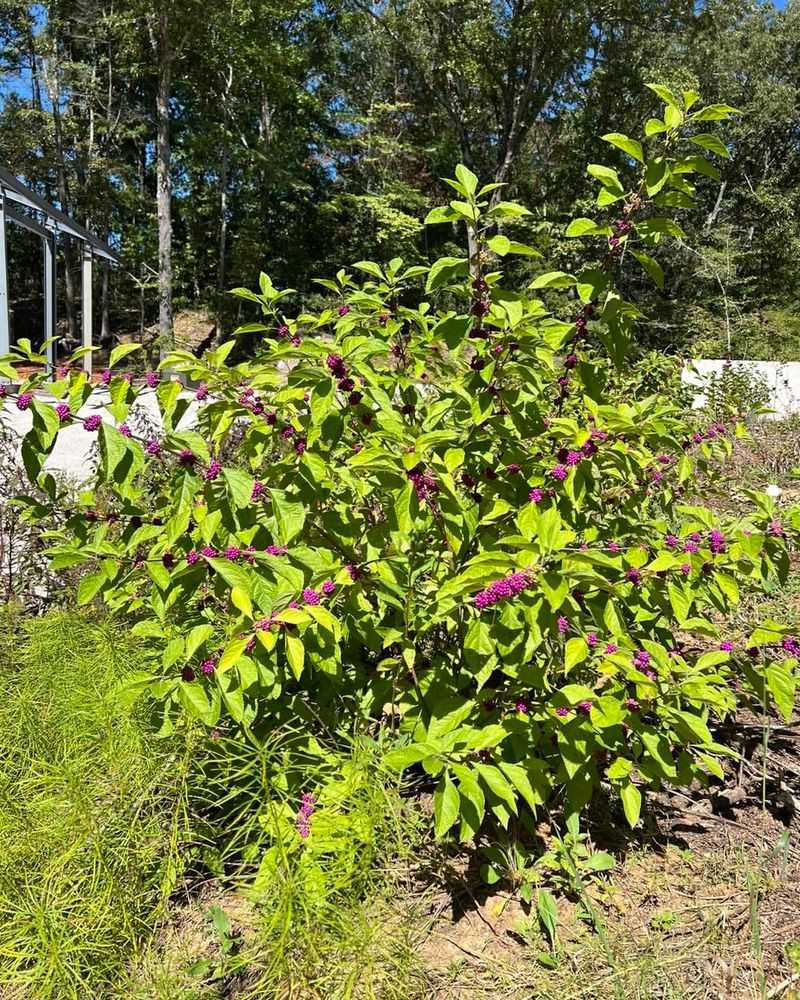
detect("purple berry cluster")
[296,792,316,838]
[470,276,490,325]
[408,467,439,502]
[782,636,800,656]
[474,570,532,611]
[327,354,348,379]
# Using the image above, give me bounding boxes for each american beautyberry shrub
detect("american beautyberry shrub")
[5,87,798,842]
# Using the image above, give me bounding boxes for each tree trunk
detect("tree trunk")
[216,63,233,333]
[155,11,173,358]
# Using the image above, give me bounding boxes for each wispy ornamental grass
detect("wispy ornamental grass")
[0,606,429,1000]
[0,609,192,1000]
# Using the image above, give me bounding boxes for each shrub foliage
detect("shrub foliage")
[4,87,798,841]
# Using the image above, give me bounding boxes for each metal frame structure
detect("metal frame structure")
[0,166,120,375]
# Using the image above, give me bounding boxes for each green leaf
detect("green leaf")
[77,570,106,606]
[177,681,214,725]
[498,760,548,811]
[692,104,739,121]
[271,490,306,544]
[646,83,682,109]
[607,757,632,780]
[208,558,253,595]
[564,637,589,673]
[433,775,461,838]
[432,315,473,349]
[464,618,493,670]
[696,650,729,671]
[108,343,143,368]
[587,163,624,190]
[185,624,214,660]
[601,132,644,163]
[310,379,335,426]
[286,633,305,680]
[536,889,558,945]
[645,158,670,196]
[631,251,665,290]
[454,164,479,197]
[645,118,667,137]
[223,468,255,509]
[529,271,577,290]
[476,764,517,815]
[98,422,129,480]
[231,586,253,618]
[452,765,485,841]
[766,662,796,722]
[218,637,249,673]
[428,695,473,741]
[537,505,563,553]
[664,103,684,129]
[352,260,384,280]
[688,133,730,159]
[489,201,531,219]
[503,240,541,257]
[565,218,612,238]
[620,780,642,827]
[116,671,157,710]
[384,744,435,771]
[682,90,701,111]
[675,155,720,181]
[450,199,479,223]
[488,234,510,255]
[668,582,691,623]
[424,205,459,225]
[426,257,469,292]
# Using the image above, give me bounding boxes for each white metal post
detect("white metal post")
[43,229,56,369]
[0,192,9,358]
[82,247,93,374]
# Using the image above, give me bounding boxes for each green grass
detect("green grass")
[0,606,427,1000]
[0,608,191,1000]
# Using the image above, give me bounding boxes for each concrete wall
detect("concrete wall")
[682,359,800,419]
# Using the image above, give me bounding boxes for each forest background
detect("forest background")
[0,0,798,360]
